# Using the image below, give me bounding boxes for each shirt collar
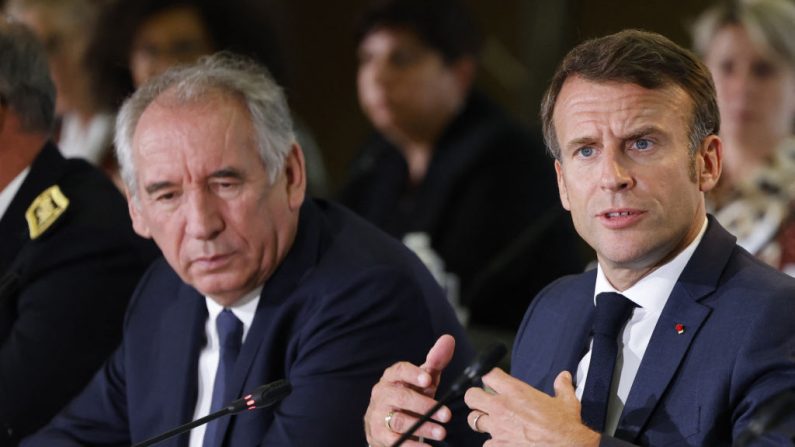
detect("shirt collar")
[205,286,262,342]
[0,167,30,222]
[594,217,708,313]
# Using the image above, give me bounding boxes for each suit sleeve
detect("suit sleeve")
[20,342,131,447]
[259,266,474,447]
[729,289,795,445]
[0,227,143,445]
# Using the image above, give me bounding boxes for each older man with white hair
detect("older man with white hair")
[23,53,476,447]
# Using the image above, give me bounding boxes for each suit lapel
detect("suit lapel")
[216,200,325,443]
[158,284,207,447]
[615,218,734,442]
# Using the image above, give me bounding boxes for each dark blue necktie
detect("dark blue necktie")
[203,309,243,447]
[580,292,636,433]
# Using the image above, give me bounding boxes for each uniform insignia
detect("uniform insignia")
[25,185,69,239]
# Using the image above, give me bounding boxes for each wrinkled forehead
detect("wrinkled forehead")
[553,78,692,137]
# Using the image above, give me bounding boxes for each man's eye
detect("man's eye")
[156,192,176,202]
[577,147,595,158]
[633,139,652,150]
[212,181,241,195]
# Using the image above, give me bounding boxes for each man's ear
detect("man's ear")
[283,143,306,211]
[696,135,722,192]
[126,190,151,238]
[555,160,572,211]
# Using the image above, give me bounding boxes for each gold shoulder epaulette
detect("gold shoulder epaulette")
[25,185,70,240]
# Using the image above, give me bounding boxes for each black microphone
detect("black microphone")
[131,379,292,447]
[391,343,507,447]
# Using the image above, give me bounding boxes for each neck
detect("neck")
[386,102,462,186]
[600,214,706,291]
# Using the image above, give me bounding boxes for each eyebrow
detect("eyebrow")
[622,125,662,142]
[208,167,245,181]
[143,168,245,195]
[564,125,664,151]
[144,181,174,196]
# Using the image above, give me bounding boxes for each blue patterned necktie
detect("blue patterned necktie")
[580,292,636,433]
[203,309,243,447]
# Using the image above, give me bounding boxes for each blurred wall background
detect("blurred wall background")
[2,0,717,190]
[261,0,716,191]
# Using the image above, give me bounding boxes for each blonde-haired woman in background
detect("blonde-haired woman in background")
[693,0,795,274]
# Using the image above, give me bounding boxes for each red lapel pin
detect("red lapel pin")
[675,323,685,334]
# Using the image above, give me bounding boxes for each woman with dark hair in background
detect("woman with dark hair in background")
[90,0,330,196]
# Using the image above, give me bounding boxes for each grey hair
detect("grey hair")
[0,21,55,133]
[692,0,795,71]
[115,52,296,195]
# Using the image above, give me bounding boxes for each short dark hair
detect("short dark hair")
[355,0,481,63]
[540,29,720,161]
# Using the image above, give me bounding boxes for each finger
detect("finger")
[382,361,434,389]
[386,411,448,442]
[421,334,456,376]
[369,428,431,447]
[373,381,451,422]
[482,367,545,399]
[463,386,494,414]
[467,410,490,434]
[553,370,579,406]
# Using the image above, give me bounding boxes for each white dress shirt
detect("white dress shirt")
[188,287,262,447]
[575,218,708,436]
[0,167,30,221]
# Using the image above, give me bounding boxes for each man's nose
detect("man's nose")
[599,148,635,192]
[184,190,224,240]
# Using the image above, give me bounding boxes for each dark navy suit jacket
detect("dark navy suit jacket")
[511,217,795,446]
[22,200,478,447]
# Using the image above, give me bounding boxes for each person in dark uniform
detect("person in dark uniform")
[0,22,156,446]
[340,0,587,332]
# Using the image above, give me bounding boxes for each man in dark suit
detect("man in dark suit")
[22,53,477,447]
[364,30,795,446]
[0,23,156,446]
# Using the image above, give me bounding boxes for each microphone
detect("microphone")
[391,343,507,447]
[131,379,292,447]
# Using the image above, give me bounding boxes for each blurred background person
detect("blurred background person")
[5,0,125,186]
[0,21,155,446]
[692,0,795,273]
[91,0,330,196]
[340,0,587,338]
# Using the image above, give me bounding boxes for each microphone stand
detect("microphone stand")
[131,379,291,447]
[391,343,507,447]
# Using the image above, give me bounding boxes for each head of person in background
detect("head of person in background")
[354,0,480,183]
[5,0,127,172]
[692,0,795,190]
[93,0,284,90]
[91,0,331,197]
[0,18,56,189]
[5,0,99,121]
[692,0,795,269]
